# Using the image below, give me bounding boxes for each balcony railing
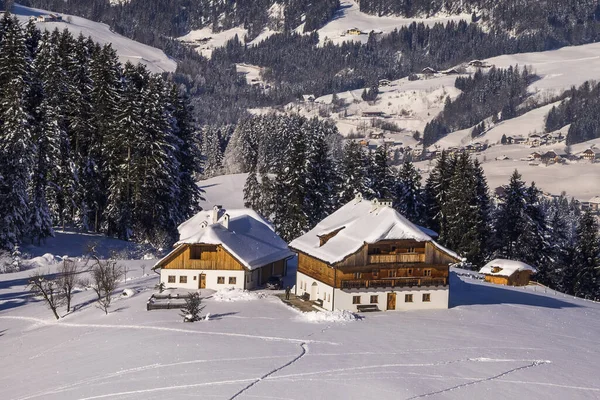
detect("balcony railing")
[340,277,446,290]
[368,253,425,264]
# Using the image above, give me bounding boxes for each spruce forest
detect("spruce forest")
[0,14,201,251]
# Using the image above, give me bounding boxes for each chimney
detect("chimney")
[222,213,230,230]
[354,192,363,204]
[371,198,380,212]
[212,205,222,224]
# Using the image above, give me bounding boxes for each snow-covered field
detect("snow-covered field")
[2,257,599,399]
[486,41,600,97]
[317,0,472,45]
[12,4,176,73]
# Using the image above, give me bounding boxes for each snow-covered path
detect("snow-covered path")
[1,264,599,399]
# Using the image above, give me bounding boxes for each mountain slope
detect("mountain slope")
[13,4,176,73]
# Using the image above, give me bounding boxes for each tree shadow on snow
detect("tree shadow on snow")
[207,312,238,320]
[449,272,580,309]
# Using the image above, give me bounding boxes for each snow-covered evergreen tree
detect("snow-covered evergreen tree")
[572,211,600,298]
[493,170,527,259]
[337,140,369,205]
[0,14,34,249]
[393,159,423,223]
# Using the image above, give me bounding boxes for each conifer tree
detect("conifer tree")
[369,145,393,199]
[394,159,423,223]
[337,141,369,205]
[572,211,600,298]
[0,14,34,249]
[493,170,527,259]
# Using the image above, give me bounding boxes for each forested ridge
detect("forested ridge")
[0,14,201,253]
[17,0,600,131]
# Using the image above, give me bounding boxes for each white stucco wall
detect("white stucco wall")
[161,269,246,290]
[296,271,335,311]
[334,287,449,312]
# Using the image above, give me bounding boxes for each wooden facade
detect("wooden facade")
[296,240,459,291]
[159,244,245,271]
[157,243,287,287]
[484,270,533,286]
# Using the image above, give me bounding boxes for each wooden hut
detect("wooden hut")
[479,259,536,286]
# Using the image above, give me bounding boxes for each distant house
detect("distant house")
[541,150,561,164]
[468,60,490,68]
[421,67,437,75]
[480,259,536,286]
[495,155,509,161]
[358,139,369,147]
[369,131,384,139]
[361,111,385,118]
[528,134,542,147]
[347,28,363,35]
[153,206,293,291]
[289,194,461,312]
[589,196,600,212]
[529,152,542,161]
[302,94,315,102]
[35,14,63,23]
[512,136,526,145]
[581,148,600,161]
[441,68,459,75]
[378,79,391,87]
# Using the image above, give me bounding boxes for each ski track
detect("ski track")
[16,355,298,400]
[0,315,336,344]
[405,360,550,399]
[229,342,309,400]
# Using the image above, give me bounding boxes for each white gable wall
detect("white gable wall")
[296,271,335,311]
[161,269,246,291]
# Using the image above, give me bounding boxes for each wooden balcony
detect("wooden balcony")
[340,277,447,290]
[368,253,425,264]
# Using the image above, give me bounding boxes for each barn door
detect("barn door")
[199,274,206,289]
[387,293,396,310]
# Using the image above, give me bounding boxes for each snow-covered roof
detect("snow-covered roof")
[289,195,460,264]
[159,207,293,270]
[479,259,536,277]
[589,196,600,204]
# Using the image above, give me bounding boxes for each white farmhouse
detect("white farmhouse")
[153,206,293,291]
[289,195,461,312]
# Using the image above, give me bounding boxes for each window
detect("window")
[370,295,378,304]
[373,270,379,278]
[327,294,331,302]
[352,296,361,304]
[423,269,432,277]
[229,276,237,284]
[190,247,202,260]
[354,272,362,279]
[168,275,175,283]
[179,276,187,284]
[193,275,197,280]
[407,268,413,276]
[217,276,225,284]
[389,269,397,278]
[422,293,431,302]
[408,247,415,253]
[405,294,413,303]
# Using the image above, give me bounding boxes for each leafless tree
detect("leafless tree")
[28,271,63,320]
[90,257,123,315]
[58,258,79,312]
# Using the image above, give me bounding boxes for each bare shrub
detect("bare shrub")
[28,271,63,320]
[90,257,124,315]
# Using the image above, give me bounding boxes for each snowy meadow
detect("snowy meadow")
[1,257,599,400]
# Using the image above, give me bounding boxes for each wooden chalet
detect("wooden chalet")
[289,195,461,312]
[480,259,536,286]
[347,27,363,35]
[154,206,293,291]
[581,148,600,161]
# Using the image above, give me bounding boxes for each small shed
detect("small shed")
[479,259,536,286]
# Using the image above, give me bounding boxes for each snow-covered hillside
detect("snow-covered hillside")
[317,0,472,45]
[1,262,599,399]
[12,4,176,73]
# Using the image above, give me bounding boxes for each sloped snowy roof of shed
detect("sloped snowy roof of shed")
[289,196,460,264]
[589,196,600,204]
[158,208,293,270]
[479,259,536,277]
